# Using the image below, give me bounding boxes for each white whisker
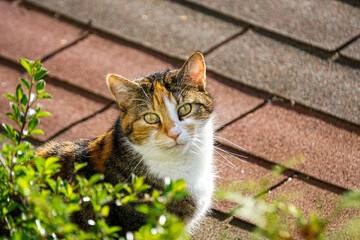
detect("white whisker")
[129,98,151,105]
[139,85,150,101]
[189,149,200,156]
[129,103,149,111]
[191,141,202,152]
[214,150,238,169]
[127,147,156,179]
[214,146,247,161]
[214,154,237,169]
[215,136,247,152]
[127,159,144,180]
[178,83,192,97]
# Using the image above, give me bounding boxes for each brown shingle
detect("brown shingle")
[187,0,360,51]
[0,1,83,62]
[26,0,244,58]
[218,102,360,189]
[207,30,360,125]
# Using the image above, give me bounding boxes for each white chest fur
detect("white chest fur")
[131,119,215,230]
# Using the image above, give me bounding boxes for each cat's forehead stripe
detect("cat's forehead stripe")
[150,81,179,137]
[153,81,173,107]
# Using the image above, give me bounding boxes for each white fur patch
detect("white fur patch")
[131,112,215,232]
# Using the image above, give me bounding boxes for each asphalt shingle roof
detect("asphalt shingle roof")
[1,0,360,238]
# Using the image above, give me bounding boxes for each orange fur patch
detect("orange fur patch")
[89,130,114,173]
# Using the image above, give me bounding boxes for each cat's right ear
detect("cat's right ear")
[106,74,138,110]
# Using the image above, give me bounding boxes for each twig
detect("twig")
[0,155,10,176]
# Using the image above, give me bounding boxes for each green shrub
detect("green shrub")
[216,162,360,240]
[0,59,188,240]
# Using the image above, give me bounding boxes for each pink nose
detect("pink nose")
[168,128,181,140]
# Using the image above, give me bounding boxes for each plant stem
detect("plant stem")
[0,155,10,176]
[18,74,34,145]
[4,216,13,233]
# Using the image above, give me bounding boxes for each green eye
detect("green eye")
[178,104,192,117]
[144,113,160,124]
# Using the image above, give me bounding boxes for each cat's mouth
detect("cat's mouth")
[173,143,184,148]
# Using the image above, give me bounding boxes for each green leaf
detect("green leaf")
[14,132,20,143]
[19,112,25,127]
[152,190,160,199]
[29,129,44,135]
[74,162,87,173]
[20,103,26,113]
[122,195,137,204]
[89,174,104,185]
[14,142,31,152]
[45,157,59,169]
[5,113,17,123]
[19,78,30,90]
[45,178,56,193]
[35,157,45,173]
[19,58,32,75]
[35,80,45,94]
[15,84,23,103]
[173,191,188,201]
[35,103,42,113]
[36,111,52,118]
[34,69,49,82]
[2,123,13,134]
[135,184,150,194]
[106,226,122,236]
[37,93,52,99]
[35,60,41,69]
[3,93,17,103]
[114,183,125,193]
[2,123,14,135]
[124,186,132,194]
[20,94,28,106]
[136,204,149,214]
[101,205,110,217]
[9,102,19,118]
[28,118,39,131]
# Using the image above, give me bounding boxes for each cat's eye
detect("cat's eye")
[144,113,160,124]
[178,104,192,117]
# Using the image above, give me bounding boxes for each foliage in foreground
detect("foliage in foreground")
[0,59,188,240]
[216,156,360,240]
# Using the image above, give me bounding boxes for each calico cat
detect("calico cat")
[36,51,215,234]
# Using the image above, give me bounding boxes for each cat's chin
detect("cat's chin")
[166,143,185,151]
[158,142,189,154]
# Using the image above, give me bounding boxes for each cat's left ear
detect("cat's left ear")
[176,51,206,91]
[106,74,139,110]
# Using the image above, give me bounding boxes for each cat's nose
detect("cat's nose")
[168,127,181,140]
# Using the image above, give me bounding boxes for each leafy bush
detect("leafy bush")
[216,162,360,240]
[0,59,188,240]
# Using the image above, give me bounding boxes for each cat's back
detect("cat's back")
[36,138,96,180]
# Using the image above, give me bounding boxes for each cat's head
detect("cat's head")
[107,52,213,154]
